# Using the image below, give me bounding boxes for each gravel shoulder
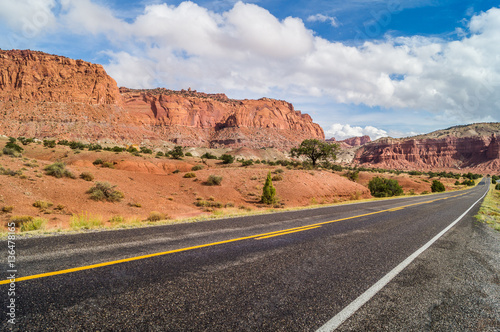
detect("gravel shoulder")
[337,212,500,331]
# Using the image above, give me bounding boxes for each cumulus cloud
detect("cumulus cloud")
[3,1,500,127]
[307,14,339,27]
[325,124,388,141]
[0,0,56,38]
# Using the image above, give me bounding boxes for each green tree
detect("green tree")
[368,177,403,197]
[431,180,446,192]
[261,172,277,205]
[220,154,235,164]
[170,146,184,159]
[290,139,339,167]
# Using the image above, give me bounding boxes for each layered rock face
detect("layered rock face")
[0,50,324,149]
[355,129,500,173]
[0,50,120,104]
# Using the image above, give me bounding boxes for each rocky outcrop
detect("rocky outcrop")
[355,126,500,173]
[0,50,120,104]
[0,50,324,149]
[342,135,371,147]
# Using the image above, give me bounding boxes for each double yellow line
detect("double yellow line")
[0,192,468,285]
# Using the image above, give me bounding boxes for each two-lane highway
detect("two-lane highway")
[2,179,498,331]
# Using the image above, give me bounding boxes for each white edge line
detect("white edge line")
[316,184,489,332]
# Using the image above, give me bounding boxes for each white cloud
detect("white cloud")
[2,1,500,128]
[325,124,388,140]
[307,14,338,27]
[0,0,56,38]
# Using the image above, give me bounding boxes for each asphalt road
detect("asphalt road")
[1,179,499,331]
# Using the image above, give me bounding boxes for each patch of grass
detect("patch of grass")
[191,165,203,171]
[194,200,223,208]
[475,183,500,232]
[93,159,104,165]
[183,172,196,178]
[80,172,94,181]
[87,182,124,202]
[70,212,104,230]
[8,215,34,227]
[44,162,75,179]
[109,215,125,224]
[128,202,142,208]
[102,161,115,169]
[20,217,47,232]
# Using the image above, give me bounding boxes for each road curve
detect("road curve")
[1,179,499,331]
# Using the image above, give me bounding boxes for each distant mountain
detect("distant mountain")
[354,123,500,173]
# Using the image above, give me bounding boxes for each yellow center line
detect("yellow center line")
[255,226,322,240]
[0,193,464,285]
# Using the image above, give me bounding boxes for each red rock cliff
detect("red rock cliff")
[355,127,500,173]
[0,50,324,149]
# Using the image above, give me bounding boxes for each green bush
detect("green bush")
[495,183,500,190]
[183,172,196,178]
[20,217,47,232]
[109,215,125,223]
[93,159,104,165]
[155,151,164,158]
[220,154,235,164]
[102,161,115,169]
[431,180,446,192]
[185,152,193,157]
[80,172,94,181]
[241,159,253,167]
[1,206,14,213]
[261,172,277,205]
[43,140,56,148]
[140,147,153,154]
[9,215,34,227]
[461,179,475,186]
[271,175,283,181]
[346,170,359,182]
[44,162,75,178]
[87,182,124,202]
[368,177,403,197]
[206,175,223,186]
[201,152,217,160]
[191,165,204,171]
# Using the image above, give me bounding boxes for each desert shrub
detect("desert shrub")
[206,175,223,186]
[431,180,446,192]
[3,140,23,156]
[271,175,283,181]
[172,169,180,174]
[43,140,56,148]
[70,212,104,229]
[201,152,217,160]
[455,180,461,186]
[183,172,196,178]
[93,159,104,165]
[44,162,75,178]
[170,146,184,159]
[261,172,277,205]
[273,168,284,174]
[220,154,235,164]
[368,177,403,197]
[140,146,153,154]
[80,172,94,181]
[495,183,500,190]
[69,141,87,150]
[87,182,124,202]
[20,217,47,232]
[18,137,34,146]
[461,179,475,186]
[1,206,13,213]
[33,200,53,210]
[191,165,204,171]
[194,200,223,208]
[88,143,102,151]
[109,215,125,223]
[491,175,499,183]
[146,211,166,222]
[241,159,253,167]
[185,152,193,157]
[345,170,359,182]
[155,151,164,158]
[8,215,34,227]
[102,161,115,169]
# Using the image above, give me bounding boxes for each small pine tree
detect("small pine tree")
[261,172,277,205]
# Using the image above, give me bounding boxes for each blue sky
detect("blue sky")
[1,0,500,139]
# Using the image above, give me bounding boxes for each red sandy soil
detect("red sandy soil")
[0,140,467,233]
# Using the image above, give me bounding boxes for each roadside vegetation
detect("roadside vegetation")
[475,178,500,232]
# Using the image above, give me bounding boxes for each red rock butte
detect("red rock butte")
[0,49,324,149]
